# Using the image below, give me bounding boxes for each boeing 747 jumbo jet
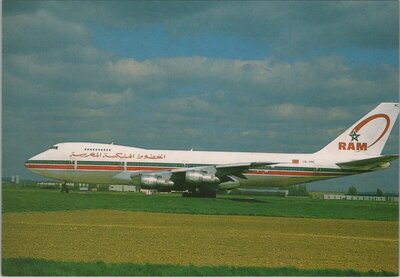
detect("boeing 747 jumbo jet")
[25,103,399,197]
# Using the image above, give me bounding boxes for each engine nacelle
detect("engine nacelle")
[140,174,174,189]
[185,170,221,184]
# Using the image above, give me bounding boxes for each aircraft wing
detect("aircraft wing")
[336,154,399,170]
[215,162,270,179]
[167,162,272,182]
[112,162,273,183]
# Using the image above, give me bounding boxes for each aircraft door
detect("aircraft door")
[69,155,77,170]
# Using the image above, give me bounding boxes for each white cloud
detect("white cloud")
[2,2,398,190]
[4,9,91,54]
[105,56,397,107]
[107,59,166,82]
[240,130,279,139]
[269,104,352,122]
[69,107,107,118]
[73,89,134,106]
[163,95,217,115]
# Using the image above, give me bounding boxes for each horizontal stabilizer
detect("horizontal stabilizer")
[337,155,399,170]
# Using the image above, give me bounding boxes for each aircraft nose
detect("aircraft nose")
[24,158,34,170]
[24,152,44,170]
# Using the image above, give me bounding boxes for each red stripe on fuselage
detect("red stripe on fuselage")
[25,164,74,170]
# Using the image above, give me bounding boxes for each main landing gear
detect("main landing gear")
[60,181,69,193]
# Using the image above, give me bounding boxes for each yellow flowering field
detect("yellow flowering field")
[3,210,398,272]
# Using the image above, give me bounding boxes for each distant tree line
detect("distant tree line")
[376,188,384,196]
[347,186,358,196]
[346,186,386,196]
[287,184,309,196]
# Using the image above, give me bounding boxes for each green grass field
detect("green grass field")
[2,258,395,276]
[2,184,398,276]
[3,184,398,221]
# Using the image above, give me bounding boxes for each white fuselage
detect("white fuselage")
[24,103,399,191]
[25,142,365,188]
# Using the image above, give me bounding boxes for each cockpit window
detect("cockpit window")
[50,146,58,150]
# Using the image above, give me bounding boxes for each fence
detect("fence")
[323,194,399,202]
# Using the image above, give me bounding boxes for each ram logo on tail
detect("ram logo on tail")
[317,103,398,157]
[338,114,391,151]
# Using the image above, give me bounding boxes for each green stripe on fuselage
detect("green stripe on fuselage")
[25,160,72,164]
[77,161,124,166]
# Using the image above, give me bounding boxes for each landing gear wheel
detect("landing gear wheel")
[60,182,69,193]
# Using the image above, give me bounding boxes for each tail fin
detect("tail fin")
[316,103,399,157]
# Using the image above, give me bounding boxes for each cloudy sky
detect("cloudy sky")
[3,1,399,192]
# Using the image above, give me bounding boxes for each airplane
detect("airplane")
[25,102,399,197]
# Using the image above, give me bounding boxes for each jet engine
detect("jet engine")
[185,170,221,184]
[140,174,174,189]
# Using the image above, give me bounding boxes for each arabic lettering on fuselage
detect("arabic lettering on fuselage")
[71,152,166,159]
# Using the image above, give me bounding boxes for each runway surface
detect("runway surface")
[3,210,398,272]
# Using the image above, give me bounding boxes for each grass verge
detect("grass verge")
[3,184,398,220]
[2,258,396,276]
